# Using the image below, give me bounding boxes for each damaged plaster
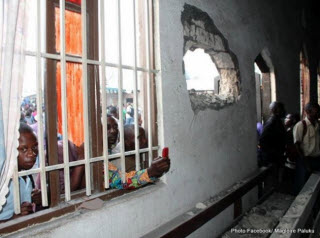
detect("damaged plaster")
[181,4,241,113]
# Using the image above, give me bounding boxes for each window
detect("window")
[254,49,276,123]
[254,63,262,122]
[318,63,320,105]
[4,0,158,227]
[300,49,310,117]
[181,4,241,112]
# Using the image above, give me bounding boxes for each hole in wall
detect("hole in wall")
[181,4,241,113]
[183,48,220,94]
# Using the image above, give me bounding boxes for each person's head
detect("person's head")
[25,109,32,117]
[107,114,118,148]
[138,127,147,149]
[269,101,286,118]
[305,102,320,122]
[285,113,300,128]
[124,125,147,151]
[17,123,38,171]
[109,106,119,119]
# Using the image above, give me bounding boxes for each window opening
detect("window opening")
[318,63,320,105]
[300,50,310,117]
[254,63,262,123]
[183,48,220,95]
[2,0,159,226]
[254,50,276,123]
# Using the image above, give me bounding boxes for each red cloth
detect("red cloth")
[66,0,81,5]
[55,8,84,146]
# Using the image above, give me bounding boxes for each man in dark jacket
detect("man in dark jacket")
[259,102,286,189]
[259,102,286,167]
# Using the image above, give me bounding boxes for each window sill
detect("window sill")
[0,181,165,235]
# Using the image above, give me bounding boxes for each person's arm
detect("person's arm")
[31,188,41,205]
[70,144,85,191]
[294,141,304,158]
[6,202,34,221]
[70,165,85,191]
[108,163,153,189]
[108,157,170,189]
[293,122,304,158]
[2,202,34,222]
[19,202,34,215]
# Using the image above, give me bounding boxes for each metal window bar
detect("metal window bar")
[133,0,140,171]
[13,157,20,214]
[36,0,48,207]
[16,146,157,175]
[117,0,126,182]
[25,51,159,74]
[16,147,159,177]
[60,0,71,201]
[99,0,109,189]
[81,0,92,196]
[145,0,153,166]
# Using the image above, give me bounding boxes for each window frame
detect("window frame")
[0,0,159,233]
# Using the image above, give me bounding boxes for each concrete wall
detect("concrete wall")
[9,0,304,237]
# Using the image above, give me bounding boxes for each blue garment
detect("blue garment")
[24,116,35,125]
[257,122,263,137]
[125,117,134,125]
[0,177,33,221]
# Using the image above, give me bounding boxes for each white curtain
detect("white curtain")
[0,0,27,211]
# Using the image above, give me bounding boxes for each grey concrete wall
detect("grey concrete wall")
[10,0,303,237]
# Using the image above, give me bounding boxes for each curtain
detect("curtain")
[0,0,27,211]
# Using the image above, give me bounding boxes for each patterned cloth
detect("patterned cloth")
[36,143,156,192]
[108,162,156,189]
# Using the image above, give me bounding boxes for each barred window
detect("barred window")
[4,0,158,225]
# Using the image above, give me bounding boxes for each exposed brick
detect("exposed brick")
[182,4,241,112]
[212,53,234,69]
[213,35,225,51]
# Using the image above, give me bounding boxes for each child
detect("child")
[0,123,40,221]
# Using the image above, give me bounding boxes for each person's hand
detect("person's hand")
[31,188,42,206]
[20,202,34,215]
[147,157,170,178]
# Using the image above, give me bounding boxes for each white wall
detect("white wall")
[7,0,303,237]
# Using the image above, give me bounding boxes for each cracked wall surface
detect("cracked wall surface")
[181,4,241,113]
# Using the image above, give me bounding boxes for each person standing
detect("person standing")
[293,102,320,194]
[259,102,286,166]
[259,102,286,189]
